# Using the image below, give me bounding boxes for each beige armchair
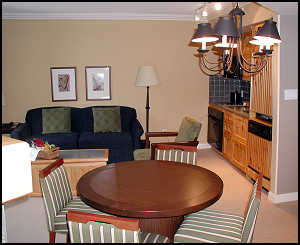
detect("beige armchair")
[134,116,202,161]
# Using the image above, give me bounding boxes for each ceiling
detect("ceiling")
[1,2,247,20]
[2,2,298,20]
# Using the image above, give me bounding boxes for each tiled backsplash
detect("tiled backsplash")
[209,75,251,104]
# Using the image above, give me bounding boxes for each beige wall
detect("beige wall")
[2,20,208,143]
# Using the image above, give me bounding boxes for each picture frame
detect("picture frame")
[50,67,77,101]
[85,66,111,100]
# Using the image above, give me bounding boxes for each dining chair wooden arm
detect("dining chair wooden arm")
[67,210,140,231]
[145,131,179,148]
[39,158,64,178]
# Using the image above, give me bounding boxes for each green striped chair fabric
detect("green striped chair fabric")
[174,173,262,243]
[67,210,169,243]
[40,158,111,243]
[155,144,197,165]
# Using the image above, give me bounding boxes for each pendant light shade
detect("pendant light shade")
[254,20,282,44]
[214,16,239,37]
[192,23,218,43]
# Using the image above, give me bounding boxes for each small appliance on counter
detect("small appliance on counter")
[230,91,242,105]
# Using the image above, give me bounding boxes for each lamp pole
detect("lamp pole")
[145,86,150,133]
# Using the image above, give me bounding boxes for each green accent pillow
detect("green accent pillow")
[93,107,121,133]
[42,108,71,134]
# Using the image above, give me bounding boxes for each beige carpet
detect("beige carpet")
[4,148,298,243]
[196,148,298,243]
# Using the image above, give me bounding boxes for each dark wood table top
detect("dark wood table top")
[77,160,223,218]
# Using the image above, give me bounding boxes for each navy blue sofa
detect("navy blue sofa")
[11,106,144,164]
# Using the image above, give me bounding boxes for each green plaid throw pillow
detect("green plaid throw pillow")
[42,108,71,134]
[93,107,121,133]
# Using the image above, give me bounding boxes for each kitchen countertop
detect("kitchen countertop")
[209,103,272,127]
[210,103,251,118]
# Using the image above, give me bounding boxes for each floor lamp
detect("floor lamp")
[135,66,158,133]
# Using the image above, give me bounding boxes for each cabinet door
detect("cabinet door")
[233,115,248,141]
[224,111,233,132]
[223,130,233,161]
[248,132,271,179]
[232,138,247,172]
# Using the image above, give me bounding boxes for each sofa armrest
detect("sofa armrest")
[130,119,144,150]
[11,123,31,141]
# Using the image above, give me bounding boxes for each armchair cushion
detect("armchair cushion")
[42,108,71,134]
[133,148,151,161]
[175,117,202,142]
[92,107,121,133]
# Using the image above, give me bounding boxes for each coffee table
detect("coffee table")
[77,160,223,241]
[31,149,108,196]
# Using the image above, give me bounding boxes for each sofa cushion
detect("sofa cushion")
[78,106,137,133]
[78,132,132,149]
[29,132,79,149]
[92,107,121,133]
[42,108,71,134]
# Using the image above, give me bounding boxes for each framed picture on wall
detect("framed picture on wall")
[85,66,111,100]
[50,67,77,101]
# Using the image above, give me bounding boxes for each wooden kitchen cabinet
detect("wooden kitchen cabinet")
[223,130,233,161]
[223,111,248,173]
[247,131,272,190]
[232,138,247,172]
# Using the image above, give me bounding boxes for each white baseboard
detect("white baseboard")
[197,144,211,150]
[268,191,298,203]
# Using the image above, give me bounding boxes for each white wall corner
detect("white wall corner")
[268,191,298,203]
[197,143,211,150]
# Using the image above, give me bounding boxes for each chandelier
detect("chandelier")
[192,2,282,76]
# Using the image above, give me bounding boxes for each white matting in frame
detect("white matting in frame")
[85,66,111,100]
[50,67,77,101]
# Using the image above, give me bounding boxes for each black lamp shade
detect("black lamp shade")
[214,16,239,37]
[254,20,282,43]
[192,23,218,42]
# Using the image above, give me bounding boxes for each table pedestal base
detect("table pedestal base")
[139,216,183,242]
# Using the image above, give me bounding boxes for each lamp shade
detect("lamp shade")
[214,16,239,37]
[135,66,158,87]
[254,20,282,44]
[2,137,33,203]
[192,23,219,43]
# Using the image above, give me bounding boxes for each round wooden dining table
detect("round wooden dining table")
[77,160,223,241]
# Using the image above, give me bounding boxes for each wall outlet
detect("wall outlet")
[284,89,298,100]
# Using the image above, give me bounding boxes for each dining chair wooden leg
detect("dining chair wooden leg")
[49,231,56,243]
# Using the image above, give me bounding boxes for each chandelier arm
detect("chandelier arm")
[236,44,269,73]
[202,54,222,65]
[238,54,268,74]
[201,56,223,72]
[199,58,222,76]
[237,39,266,67]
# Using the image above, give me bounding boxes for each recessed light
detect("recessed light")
[215,3,222,11]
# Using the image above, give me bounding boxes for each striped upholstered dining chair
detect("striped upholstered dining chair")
[67,210,169,243]
[39,158,111,243]
[153,143,198,165]
[174,172,263,243]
